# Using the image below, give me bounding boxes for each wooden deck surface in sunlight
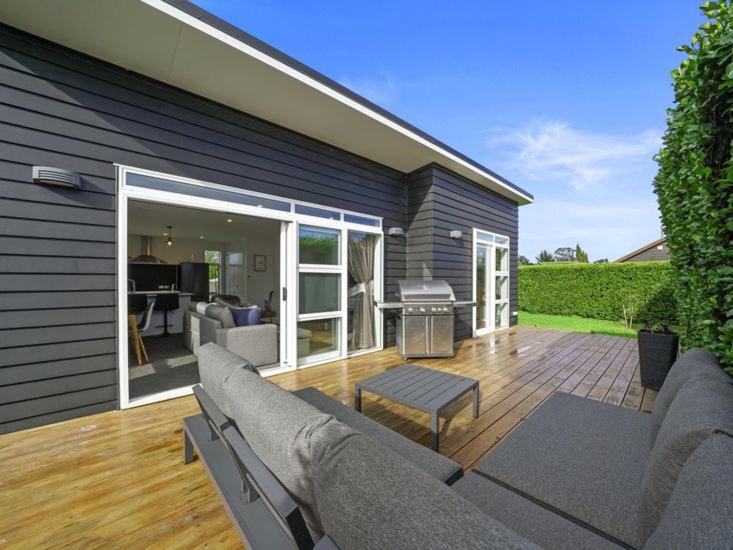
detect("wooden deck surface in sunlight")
[0,326,655,548]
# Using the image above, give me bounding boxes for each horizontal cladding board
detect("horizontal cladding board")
[0,338,116,367]
[0,107,404,215]
[0,80,404,198]
[0,255,115,274]
[0,306,115,329]
[0,215,115,242]
[0,322,116,348]
[0,384,117,423]
[0,353,116,385]
[0,369,117,404]
[0,236,115,257]
[0,195,114,226]
[0,34,402,182]
[0,291,116,310]
[0,172,116,210]
[0,399,115,434]
[0,273,115,292]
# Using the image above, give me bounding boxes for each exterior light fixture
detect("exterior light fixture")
[450,230,463,239]
[388,227,405,237]
[166,225,174,247]
[32,166,82,190]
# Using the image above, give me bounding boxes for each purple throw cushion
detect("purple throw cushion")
[231,306,261,327]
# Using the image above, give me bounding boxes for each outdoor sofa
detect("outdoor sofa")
[183,343,733,549]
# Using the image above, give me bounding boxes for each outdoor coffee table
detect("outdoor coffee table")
[355,364,479,452]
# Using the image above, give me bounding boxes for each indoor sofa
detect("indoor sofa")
[183,343,733,549]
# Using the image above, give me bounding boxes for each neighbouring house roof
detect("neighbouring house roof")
[615,237,670,263]
[0,0,533,205]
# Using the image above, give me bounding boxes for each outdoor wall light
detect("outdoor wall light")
[32,166,82,190]
[388,227,405,237]
[450,230,463,239]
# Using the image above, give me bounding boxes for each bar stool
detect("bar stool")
[154,293,179,336]
[128,294,151,366]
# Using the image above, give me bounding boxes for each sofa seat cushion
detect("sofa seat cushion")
[294,386,463,484]
[640,375,733,542]
[312,420,538,550]
[650,348,726,442]
[199,343,329,537]
[643,433,733,550]
[452,473,624,550]
[474,391,651,547]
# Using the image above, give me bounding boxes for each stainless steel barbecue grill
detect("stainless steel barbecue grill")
[378,280,476,358]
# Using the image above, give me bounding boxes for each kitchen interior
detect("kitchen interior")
[127,200,280,401]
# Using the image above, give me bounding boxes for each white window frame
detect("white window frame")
[472,229,511,336]
[116,165,384,409]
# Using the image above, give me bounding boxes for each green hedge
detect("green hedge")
[518,262,677,325]
[654,1,733,370]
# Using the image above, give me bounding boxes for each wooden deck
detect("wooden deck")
[0,326,655,548]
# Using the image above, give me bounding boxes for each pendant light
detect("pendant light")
[166,225,174,247]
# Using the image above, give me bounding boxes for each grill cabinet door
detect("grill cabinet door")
[429,315,454,356]
[403,315,429,356]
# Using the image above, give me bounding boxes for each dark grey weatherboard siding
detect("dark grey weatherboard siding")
[406,165,519,341]
[0,23,406,434]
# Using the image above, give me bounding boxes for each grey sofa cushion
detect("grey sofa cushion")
[650,348,725,442]
[640,375,733,542]
[204,303,235,329]
[198,343,259,419]
[312,420,538,550]
[216,323,278,368]
[474,391,651,547]
[214,346,335,538]
[453,473,624,550]
[294,386,462,484]
[643,433,733,550]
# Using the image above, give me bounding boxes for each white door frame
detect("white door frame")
[116,165,383,409]
[472,228,511,337]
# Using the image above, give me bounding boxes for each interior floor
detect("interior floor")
[129,335,199,400]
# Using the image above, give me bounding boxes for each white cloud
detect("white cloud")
[338,70,398,106]
[486,119,662,190]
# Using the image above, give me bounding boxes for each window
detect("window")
[204,249,221,296]
[474,230,510,333]
[299,226,340,265]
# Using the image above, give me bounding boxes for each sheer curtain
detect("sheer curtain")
[348,234,376,350]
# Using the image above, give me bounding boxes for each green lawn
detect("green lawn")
[518,311,638,338]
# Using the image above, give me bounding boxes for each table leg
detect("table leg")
[472,385,480,418]
[355,386,362,412]
[431,414,440,452]
[183,428,195,464]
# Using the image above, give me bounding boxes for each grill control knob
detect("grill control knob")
[419,307,426,313]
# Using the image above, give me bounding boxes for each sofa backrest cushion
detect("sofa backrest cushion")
[312,422,538,550]
[650,348,725,442]
[204,303,235,329]
[198,344,259,419]
[643,433,733,550]
[640,375,733,542]
[215,347,335,538]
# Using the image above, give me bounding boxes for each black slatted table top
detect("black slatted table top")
[355,364,478,414]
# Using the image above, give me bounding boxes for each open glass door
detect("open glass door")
[474,230,511,335]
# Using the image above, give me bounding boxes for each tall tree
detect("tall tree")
[536,250,554,263]
[553,247,576,262]
[575,244,589,263]
[519,255,532,265]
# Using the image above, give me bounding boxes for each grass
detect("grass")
[518,311,638,338]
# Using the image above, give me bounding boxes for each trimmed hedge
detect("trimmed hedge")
[518,262,677,325]
[654,1,733,370]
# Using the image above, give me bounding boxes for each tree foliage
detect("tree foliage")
[518,262,678,326]
[519,255,532,265]
[654,1,733,369]
[575,244,589,263]
[536,249,554,263]
[553,247,576,262]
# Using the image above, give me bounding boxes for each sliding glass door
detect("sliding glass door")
[474,230,510,335]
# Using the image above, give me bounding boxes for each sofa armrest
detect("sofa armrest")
[216,324,278,368]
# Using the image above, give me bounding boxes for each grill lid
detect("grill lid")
[397,279,455,302]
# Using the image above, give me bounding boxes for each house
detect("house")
[615,237,670,263]
[0,0,532,435]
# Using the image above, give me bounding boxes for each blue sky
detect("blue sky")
[195,1,704,261]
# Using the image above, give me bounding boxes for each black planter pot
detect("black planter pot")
[638,330,680,390]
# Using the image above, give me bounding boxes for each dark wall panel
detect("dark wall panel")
[406,165,519,341]
[0,23,406,434]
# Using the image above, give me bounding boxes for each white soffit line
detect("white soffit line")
[0,0,532,204]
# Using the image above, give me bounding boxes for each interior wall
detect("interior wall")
[127,234,224,264]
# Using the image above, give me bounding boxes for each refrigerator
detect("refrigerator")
[178,262,210,302]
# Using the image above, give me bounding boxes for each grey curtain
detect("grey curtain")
[348,236,376,349]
